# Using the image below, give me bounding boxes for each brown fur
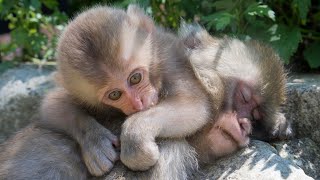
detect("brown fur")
[0,6,292,180]
[180,24,292,162]
[0,5,215,180]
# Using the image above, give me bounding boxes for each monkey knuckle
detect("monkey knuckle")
[132,163,153,171]
[139,142,160,165]
[122,117,138,131]
[86,152,114,176]
[270,121,293,140]
[83,157,102,176]
[90,167,105,177]
[100,160,114,174]
[106,149,119,162]
[120,153,137,169]
[109,154,119,163]
[120,143,136,164]
[120,141,159,171]
[82,140,118,175]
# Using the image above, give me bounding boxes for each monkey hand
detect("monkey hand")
[270,112,294,140]
[81,128,120,176]
[120,120,160,171]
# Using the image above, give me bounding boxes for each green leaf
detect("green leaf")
[245,3,275,21]
[304,42,320,68]
[41,0,58,9]
[11,28,29,45]
[0,41,15,54]
[293,0,311,21]
[30,0,41,10]
[245,21,271,40]
[212,0,234,11]
[8,22,15,29]
[267,25,302,64]
[203,12,234,31]
[29,28,37,34]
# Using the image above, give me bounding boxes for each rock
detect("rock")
[285,74,320,144]
[196,140,313,180]
[0,64,55,143]
[0,66,318,179]
[272,138,320,179]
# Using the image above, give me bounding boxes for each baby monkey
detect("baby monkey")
[39,4,216,176]
[1,5,213,179]
[41,5,218,175]
[179,24,293,162]
[0,5,292,180]
[120,24,293,168]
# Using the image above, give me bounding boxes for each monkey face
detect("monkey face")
[97,67,159,115]
[208,112,251,159]
[95,20,158,115]
[56,6,160,114]
[190,111,252,163]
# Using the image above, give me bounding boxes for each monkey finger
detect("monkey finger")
[102,129,120,148]
[84,146,116,176]
[83,151,112,176]
[101,144,120,163]
[269,113,294,140]
[95,151,114,171]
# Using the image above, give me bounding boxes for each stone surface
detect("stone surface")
[196,140,313,180]
[285,74,320,145]
[0,66,319,179]
[0,64,55,142]
[273,138,320,179]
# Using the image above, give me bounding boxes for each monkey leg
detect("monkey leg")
[0,124,89,180]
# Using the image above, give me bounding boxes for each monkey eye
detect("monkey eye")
[108,90,122,101]
[129,72,142,85]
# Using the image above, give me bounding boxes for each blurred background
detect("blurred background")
[0,0,319,73]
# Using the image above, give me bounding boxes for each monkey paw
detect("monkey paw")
[120,134,160,171]
[81,129,120,176]
[270,113,294,140]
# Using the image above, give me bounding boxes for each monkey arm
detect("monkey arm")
[39,88,119,176]
[120,94,211,171]
[124,97,211,138]
[122,72,222,140]
[39,89,105,141]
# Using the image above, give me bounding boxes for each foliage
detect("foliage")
[0,0,319,69]
[0,0,67,64]
[136,0,320,68]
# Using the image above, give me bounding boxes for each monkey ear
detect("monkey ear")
[178,22,208,49]
[127,4,155,33]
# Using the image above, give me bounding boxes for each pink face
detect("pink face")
[190,112,252,163]
[207,112,252,158]
[196,80,260,162]
[98,67,159,115]
[97,18,160,115]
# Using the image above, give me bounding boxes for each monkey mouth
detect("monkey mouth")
[216,126,237,143]
[216,117,251,147]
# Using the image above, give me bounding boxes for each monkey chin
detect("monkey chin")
[196,111,252,163]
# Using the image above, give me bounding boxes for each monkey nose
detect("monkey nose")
[131,97,144,111]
